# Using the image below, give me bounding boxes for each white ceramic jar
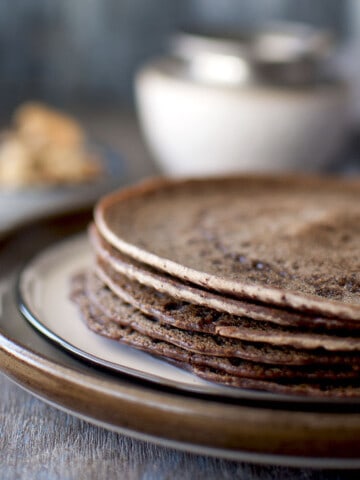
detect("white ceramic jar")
[135,27,349,176]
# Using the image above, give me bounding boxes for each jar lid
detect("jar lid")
[170,23,334,87]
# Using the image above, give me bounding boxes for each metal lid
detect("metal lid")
[170,23,334,87]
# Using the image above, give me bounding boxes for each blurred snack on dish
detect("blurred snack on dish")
[0,102,102,187]
[14,102,85,148]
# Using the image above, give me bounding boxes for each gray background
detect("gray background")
[0,0,347,113]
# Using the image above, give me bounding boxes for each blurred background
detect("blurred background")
[0,0,347,110]
[0,0,360,195]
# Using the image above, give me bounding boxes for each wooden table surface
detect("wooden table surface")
[3,371,355,480]
[0,110,357,479]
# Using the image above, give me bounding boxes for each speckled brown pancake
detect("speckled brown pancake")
[85,270,360,352]
[190,366,360,398]
[95,176,360,320]
[71,272,360,368]
[90,225,360,332]
[70,276,360,394]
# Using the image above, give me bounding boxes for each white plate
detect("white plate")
[17,234,360,403]
[17,234,236,394]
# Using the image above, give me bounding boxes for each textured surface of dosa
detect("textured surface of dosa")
[95,176,360,319]
[190,365,360,398]
[91,225,360,331]
[72,272,360,367]
[86,270,360,352]
[70,275,360,395]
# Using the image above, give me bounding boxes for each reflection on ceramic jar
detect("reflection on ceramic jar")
[135,24,349,176]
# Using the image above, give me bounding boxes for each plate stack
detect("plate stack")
[71,176,360,398]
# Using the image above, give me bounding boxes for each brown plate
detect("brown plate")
[1,212,360,468]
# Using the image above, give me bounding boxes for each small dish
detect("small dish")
[0,145,127,237]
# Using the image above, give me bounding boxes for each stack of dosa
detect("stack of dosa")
[71,176,360,397]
